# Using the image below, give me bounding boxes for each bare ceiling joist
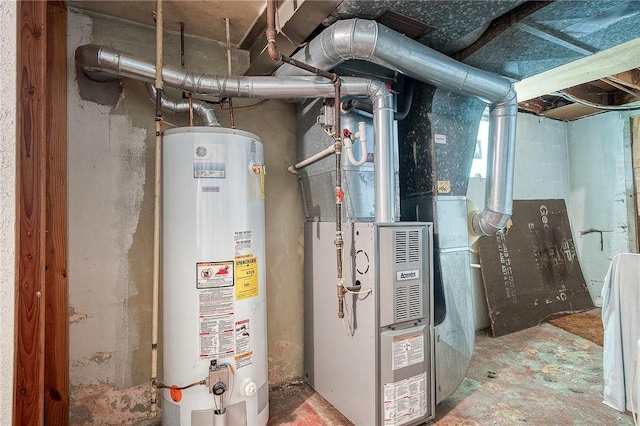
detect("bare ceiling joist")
[514,37,640,101]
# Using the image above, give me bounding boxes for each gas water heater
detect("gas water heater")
[162,127,269,426]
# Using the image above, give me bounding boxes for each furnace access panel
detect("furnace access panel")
[304,222,434,426]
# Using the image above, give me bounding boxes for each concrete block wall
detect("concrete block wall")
[567,112,637,305]
[469,111,638,325]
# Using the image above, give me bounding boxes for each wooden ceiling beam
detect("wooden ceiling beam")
[514,38,640,101]
[607,69,640,92]
[600,77,640,98]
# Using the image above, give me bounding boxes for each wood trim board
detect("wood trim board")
[14,1,68,424]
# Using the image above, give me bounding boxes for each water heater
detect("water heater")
[162,127,268,426]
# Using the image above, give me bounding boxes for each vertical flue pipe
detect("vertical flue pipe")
[150,0,163,416]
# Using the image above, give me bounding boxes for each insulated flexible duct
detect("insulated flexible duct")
[275,19,517,235]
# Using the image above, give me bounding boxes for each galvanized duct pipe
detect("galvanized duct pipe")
[75,44,395,222]
[145,83,220,126]
[275,18,518,235]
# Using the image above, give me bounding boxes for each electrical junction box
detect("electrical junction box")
[304,222,434,426]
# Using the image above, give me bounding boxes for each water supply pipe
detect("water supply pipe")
[344,121,367,167]
[288,144,336,174]
[275,18,518,235]
[150,0,163,416]
[265,0,346,316]
[145,83,220,126]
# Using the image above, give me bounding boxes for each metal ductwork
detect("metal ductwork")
[144,83,220,127]
[75,44,395,222]
[275,18,517,236]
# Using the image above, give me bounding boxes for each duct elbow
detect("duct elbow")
[492,85,518,116]
[471,209,511,236]
[75,44,101,70]
[324,19,378,63]
[75,44,119,82]
[366,80,392,104]
[193,103,220,127]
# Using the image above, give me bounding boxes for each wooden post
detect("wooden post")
[14,1,68,424]
[14,1,48,424]
[44,1,68,423]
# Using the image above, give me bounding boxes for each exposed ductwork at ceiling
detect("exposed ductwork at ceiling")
[75,44,398,222]
[275,18,517,236]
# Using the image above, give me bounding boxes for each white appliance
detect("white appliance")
[162,127,268,426]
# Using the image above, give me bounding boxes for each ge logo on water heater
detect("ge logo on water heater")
[195,146,207,157]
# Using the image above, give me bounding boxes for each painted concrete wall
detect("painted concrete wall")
[467,113,569,330]
[0,1,16,424]
[567,112,636,306]
[67,10,303,424]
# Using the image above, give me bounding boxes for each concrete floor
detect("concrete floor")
[268,322,635,425]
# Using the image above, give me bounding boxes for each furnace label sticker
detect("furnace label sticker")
[434,134,447,145]
[197,261,234,289]
[392,333,424,371]
[235,257,258,300]
[234,231,253,257]
[193,143,226,178]
[383,372,427,426]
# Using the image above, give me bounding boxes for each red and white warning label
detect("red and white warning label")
[383,372,427,425]
[392,333,424,371]
[197,261,234,289]
[199,288,235,359]
[235,319,250,354]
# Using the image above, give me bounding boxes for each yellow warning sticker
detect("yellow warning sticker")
[235,256,258,300]
[437,180,451,194]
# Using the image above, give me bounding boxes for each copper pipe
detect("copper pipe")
[266,0,345,317]
[188,93,194,126]
[265,0,338,82]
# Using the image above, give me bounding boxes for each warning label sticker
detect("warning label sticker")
[235,257,258,300]
[193,144,226,179]
[235,319,250,354]
[234,231,252,257]
[392,333,424,371]
[198,288,235,359]
[197,261,233,289]
[235,351,253,369]
[199,287,234,316]
[383,372,427,426]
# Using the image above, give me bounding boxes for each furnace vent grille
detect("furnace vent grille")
[394,283,423,322]
[395,231,407,264]
[409,284,421,318]
[395,230,421,264]
[395,286,409,321]
[409,230,420,263]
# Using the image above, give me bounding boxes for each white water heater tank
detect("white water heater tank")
[162,127,268,426]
